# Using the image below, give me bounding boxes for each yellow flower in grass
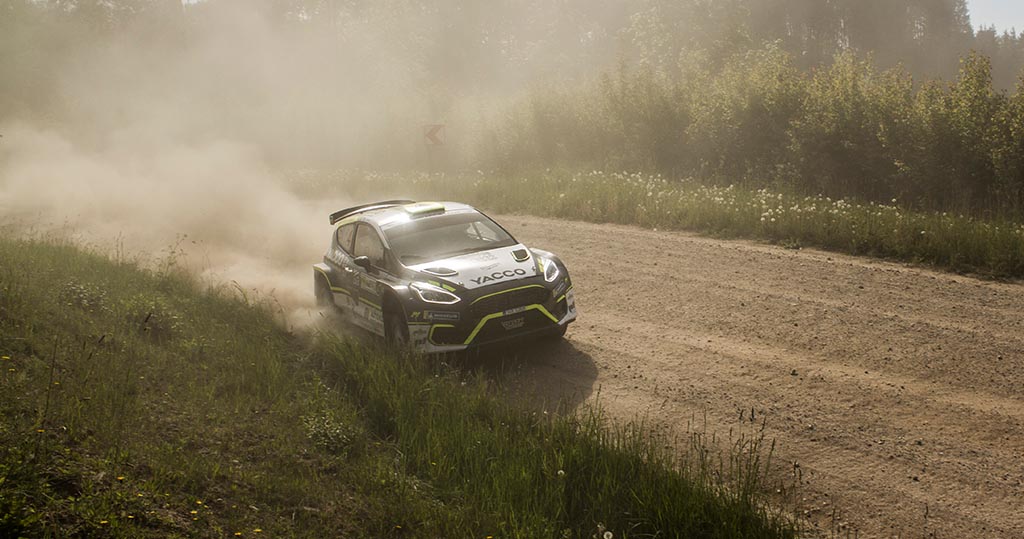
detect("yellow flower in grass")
[1,356,9,360]
[253,529,262,534]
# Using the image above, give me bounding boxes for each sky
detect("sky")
[968,0,1024,33]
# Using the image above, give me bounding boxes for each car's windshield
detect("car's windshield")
[384,212,517,265]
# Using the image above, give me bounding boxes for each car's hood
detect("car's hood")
[407,244,540,290]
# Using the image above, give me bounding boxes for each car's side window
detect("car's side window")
[352,224,386,269]
[336,223,357,254]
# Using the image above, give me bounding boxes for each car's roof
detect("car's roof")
[341,201,480,230]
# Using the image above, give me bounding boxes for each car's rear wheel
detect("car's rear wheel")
[314,274,333,308]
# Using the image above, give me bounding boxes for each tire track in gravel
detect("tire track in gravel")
[501,215,1024,539]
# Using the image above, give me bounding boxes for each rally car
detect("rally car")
[313,200,577,353]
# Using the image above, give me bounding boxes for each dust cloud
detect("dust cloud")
[0,0,625,320]
[0,121,344,323]
[0,2,426,322]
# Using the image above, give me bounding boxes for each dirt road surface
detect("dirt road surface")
[498,215,1024,539]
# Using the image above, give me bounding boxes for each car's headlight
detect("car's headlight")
[540,257,560,283]
[411,282,461,304]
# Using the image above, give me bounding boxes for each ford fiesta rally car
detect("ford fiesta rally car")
[313,200,577,353]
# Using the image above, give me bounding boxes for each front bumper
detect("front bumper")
[407,286,576,354]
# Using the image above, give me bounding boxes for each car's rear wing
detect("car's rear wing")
[329,200,415,225]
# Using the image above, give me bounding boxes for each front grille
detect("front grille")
[471,286,550,317]
[473,309,553,344]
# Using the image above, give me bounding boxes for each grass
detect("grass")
[314,340,791,538]
[0,234,795,538]
[0,237,470,538]
[288,169,1024,278]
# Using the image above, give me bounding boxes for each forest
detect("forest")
[5,0,1024,214]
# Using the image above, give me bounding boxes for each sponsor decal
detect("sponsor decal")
[501,317,525,330]
[327,249,347,267]
[503,305,528,316]
[425,311,460,322]
[481,262,500,271]
[474,251,498,261]
[358,274,377,292]
[470,268,529,286]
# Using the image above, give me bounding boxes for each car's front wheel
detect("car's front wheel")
[385,310,409,349]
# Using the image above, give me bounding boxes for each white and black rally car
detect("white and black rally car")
[313,200,576,352]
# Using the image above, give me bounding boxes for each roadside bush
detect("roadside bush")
[473,46,1024,219]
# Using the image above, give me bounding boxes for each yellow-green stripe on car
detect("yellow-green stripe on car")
[314,266,351,295]
[428,324,456,345]
[359,297,381,310]
[462,304,559,345]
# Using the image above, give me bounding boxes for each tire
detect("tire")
[385,310,409,349]
[549,323,568,339]
[314,275,333,307]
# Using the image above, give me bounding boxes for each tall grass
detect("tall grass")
[314,339,794,538]
[289,169,1024,277]
[0,235,795,537]
[0,237,479,537]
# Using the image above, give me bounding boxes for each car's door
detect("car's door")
[349,223,389,335]
[324,222,359,310]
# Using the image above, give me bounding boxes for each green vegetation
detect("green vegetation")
[476,49,1024,218]
[0,235,795,538]
[289,170,1024,278]
[0,238,461,538]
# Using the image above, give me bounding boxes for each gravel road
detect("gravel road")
[499,214,1024,539]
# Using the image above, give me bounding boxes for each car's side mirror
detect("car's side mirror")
[353,256,372,271]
